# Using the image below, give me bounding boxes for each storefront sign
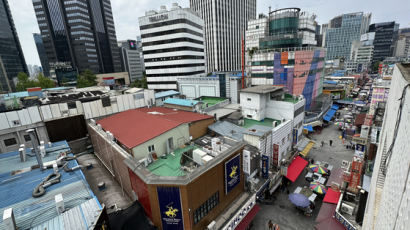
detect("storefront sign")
[273,144,279,166]
[103,77,115,86]
[243,150,251,175]
[352,136,367,145]
[262,155,269,179]
[293,128,298,145]
[149,14,168,22]
[225,154,241,194]
[356,144,365,152]
[280,166,288,176]
[157,187,184,230]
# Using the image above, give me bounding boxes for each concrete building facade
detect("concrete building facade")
[118,40,143,83]
[139,3,206,90]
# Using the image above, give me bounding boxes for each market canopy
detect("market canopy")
[286,156,308,182]
[235,205,260,230]
[303,125,314,132]
[323,109,337,122]
[300,141,315,158]
[323,188,341,204]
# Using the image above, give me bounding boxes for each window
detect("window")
[193,192,219,224]
[282,137,285,145]
[148,145,155,152]
[24,135,31,142]
[4,138,17,147]
[247,98,251,101]
[68,101,77,109]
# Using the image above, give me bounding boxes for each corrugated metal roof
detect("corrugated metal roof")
[208,121,245,141]
[1,91,29,100]
[138,107,213,123]
[0,141,100,230]
[244,124,272,137]
[155,90,180,99]
[163,98,199,107]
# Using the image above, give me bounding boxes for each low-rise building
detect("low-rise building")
[96,72,130,87]
[155,90,180,106]
[163,98,203,112]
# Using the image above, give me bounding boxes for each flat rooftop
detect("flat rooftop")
[197,97,227,108]
[243,118,281,129]
[241,85,284,94]
[282,93,301,104]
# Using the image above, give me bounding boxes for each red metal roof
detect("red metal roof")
[138,107,213,123]
[97,107,213,149]
[97,109,183,149]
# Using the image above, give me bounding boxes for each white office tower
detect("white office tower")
[138,3,206,90]
[190,0,257,72]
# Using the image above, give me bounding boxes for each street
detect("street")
[252,121,354,230]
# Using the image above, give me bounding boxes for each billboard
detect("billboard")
[225,154,241,194]
[273,144,279,166]
[262,155,269,179]
[128,40,137,50]
[293,128,298,145]
[243,150,251,175]
[157,187,184,230]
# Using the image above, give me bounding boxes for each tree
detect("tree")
[37,73,55,89]
[15,72,36,91]
[130,76,147,89]
[76,69,97,88]
[372,61,381,72]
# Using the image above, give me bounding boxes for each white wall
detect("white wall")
[240,92,263,121]
[271,120,293,166]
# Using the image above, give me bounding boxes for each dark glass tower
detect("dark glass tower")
[32,0,121,75]
[369,22,399,63]
[0,0,27,92]
[33,33,50,77]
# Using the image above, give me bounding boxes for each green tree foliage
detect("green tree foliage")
[372,61,381,72]
[130,76,147,89]
[76,69,97,88]
[15,72,55,91]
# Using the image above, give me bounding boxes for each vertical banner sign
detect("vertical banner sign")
[262,155,269,179]
[157,187,184,230]
[243,150,251,175]
[356,144,365,152]
[293,128,298,145]
[273,144,279,166]
[225,154,241,194]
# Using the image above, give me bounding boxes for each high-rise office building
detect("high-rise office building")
[324,12,371,61]
[139,3,206,90]
[32,0,121,75]
[369,22,399,63]
[136,36,145,71]
[33,33,50,77]
[0,0,27,92]
[118,40,143,83]
[190,0,256,73]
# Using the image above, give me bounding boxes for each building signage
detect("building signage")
[157,187,184,230]
[262,155,269,179]
[356,144,365,152]
[280,166,288,176]
[225,154,241,194]
[149,14,169,22]
[273,144,279,166]
[243,150,251,175]
[293,128,298,145]
[352,136,367,145]
[102,77,115,86]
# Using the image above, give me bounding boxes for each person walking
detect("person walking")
[321,141,324,147]
[329,140,333,146]
[268,220,273,230]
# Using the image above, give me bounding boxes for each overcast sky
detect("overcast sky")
[8,0,410,66]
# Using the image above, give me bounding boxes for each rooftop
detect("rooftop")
[209,121,246,141]
[163,98,199,107]
[197,96,227,108]
[241,85,284,94]
[0,141,101,229]
[243,118,281,129]
[97,107,212,149]
[282,93,301,104]
[155,90,180,99]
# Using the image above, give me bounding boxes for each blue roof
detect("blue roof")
[324,80,338,85]
[1,91,29,100]
[303,125,314,132]
[164,98,199,107]
[331,104,339,110]
[155,90,180,99]
[0,141,100,229]
[323,109,337,122]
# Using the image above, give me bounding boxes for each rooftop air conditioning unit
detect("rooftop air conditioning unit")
[341,203,354,215]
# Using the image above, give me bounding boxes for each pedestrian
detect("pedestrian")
[329,140,333,146]
[321,141,324,147]
[268,220,273,230]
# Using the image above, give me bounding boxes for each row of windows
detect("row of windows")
[140,19,203,31]
[37,17,46,21]
[68,18,91,24]
[66,6,88,14]
[35,10,44,15]
[34,5,42,9]
[141,28,203,39]
[3,135,31,147]
[146,70,205,77]
[143,46,204,55]
[144,55,204,63]
[145,63,205,70]
[71,30,93,36]
[142,37,203,47]
[193,192,219,224]
[67,12,90,19]
[64,0,87,7]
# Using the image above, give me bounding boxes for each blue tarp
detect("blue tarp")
[163,98,198,107]
[331,104,339,110]
[354,101,366,105]
[303,125,314,132]
[324,109,337,122]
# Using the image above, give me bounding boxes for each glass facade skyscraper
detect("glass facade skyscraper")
[33,33,50,77]
[369,22,399,63]
[0,0,27,92]
[324,12,371,61]
[32,0,121,75]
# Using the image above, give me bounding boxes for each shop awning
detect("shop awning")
[303,125,314,132]
[331,104,339,110]
[285,156,308,182]
[235,205,260,230]
[323,109,336,122]
[299,141,315,157]
[323,188,341,204]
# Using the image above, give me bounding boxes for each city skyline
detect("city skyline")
[8,0,410,67]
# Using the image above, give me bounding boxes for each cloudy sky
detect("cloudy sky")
[8,0,410,66]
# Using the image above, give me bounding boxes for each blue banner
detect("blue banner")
[293,128,298,145]
[157,187,184,230]
[356,144,365,152]
[225,154,241,194]
[262,155,269,179]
